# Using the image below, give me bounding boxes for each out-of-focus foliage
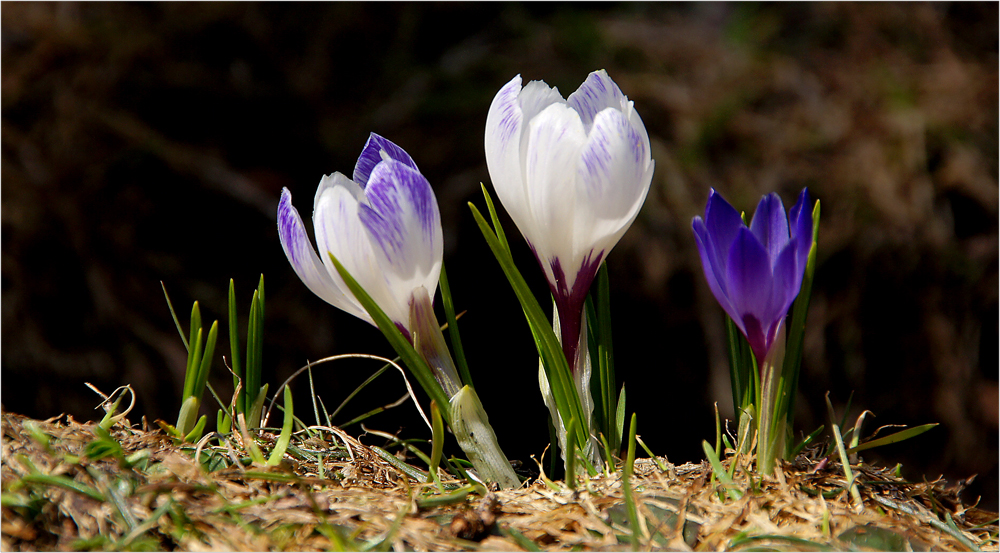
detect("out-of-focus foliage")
[2,3,995,507]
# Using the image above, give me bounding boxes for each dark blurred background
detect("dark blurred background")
[2,3,996,508]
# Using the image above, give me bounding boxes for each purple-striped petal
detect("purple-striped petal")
[789,188,813,268]
[566,69,627,130]
[353,133,419,188]
[359,159,443,302]
[577,108,651,218]
[278,186,365,318]
[749,192,791,265]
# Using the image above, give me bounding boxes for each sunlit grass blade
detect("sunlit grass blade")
[616,385,626,449]
[439,264,472,390]
[182,327,203,400]
[832,422,862,511]
[622,413,641,550]
[428,399,445,492]
[845,423,938,455]
[469,189,588,453]
[328,253,452,424]
[194,321,218,402]
[182,415,207,443]
[267,386,294,466]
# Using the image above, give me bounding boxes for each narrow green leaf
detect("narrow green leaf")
[439,265,473,390]
[248,383,269,430]
[161,283,189,352]
[480,183,511,254]
[245,291,260,410]
[845,423,938,455]
[703,440,742,500]
[790,425,825,458]
[469,199,588,452]
[182,327,204,401]
[228,279,243,414]
[267,386,294,466]
[183,415,207,443]
[327,253,452,424]
[779,199,821,447]
[616,385,627,446]
[189,302,202,365]
[194,321,218,400]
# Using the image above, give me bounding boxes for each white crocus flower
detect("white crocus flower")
[485,70,654,373]
[486,70,654,466]
[278,133,443,340]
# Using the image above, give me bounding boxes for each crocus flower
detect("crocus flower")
[485,70,654,372]
[277,133,443,341]
[692,188,813,363]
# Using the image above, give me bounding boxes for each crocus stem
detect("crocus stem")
[540,304,600,470]
[756,323,787,475]
[409,286,462,397]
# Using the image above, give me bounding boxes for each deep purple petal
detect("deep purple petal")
[353,133,419,188]
[693,217,740,326]
[771,240,803,320]
[703,189,745,278]
[749,192,791,265]
[726,227,775,360]
[788,188,813,269]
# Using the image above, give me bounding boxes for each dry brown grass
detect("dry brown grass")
[2,412,995,551]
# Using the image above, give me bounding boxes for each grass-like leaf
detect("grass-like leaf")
[429,400,445,492]
[622,413,641,550]
[439,264,473,390]
[469,186,588,453]
[703,440,742,500]
[845,423,938,455]
[327,253,452,424]
[778,199,821,454]
[228,279,244,414]
[267,386,294,466]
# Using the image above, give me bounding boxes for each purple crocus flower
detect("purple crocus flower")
[277,133,443,339]
[484,70,654,373]
[692,188,813,363]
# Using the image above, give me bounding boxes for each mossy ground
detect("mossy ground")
[2,412,995,551]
